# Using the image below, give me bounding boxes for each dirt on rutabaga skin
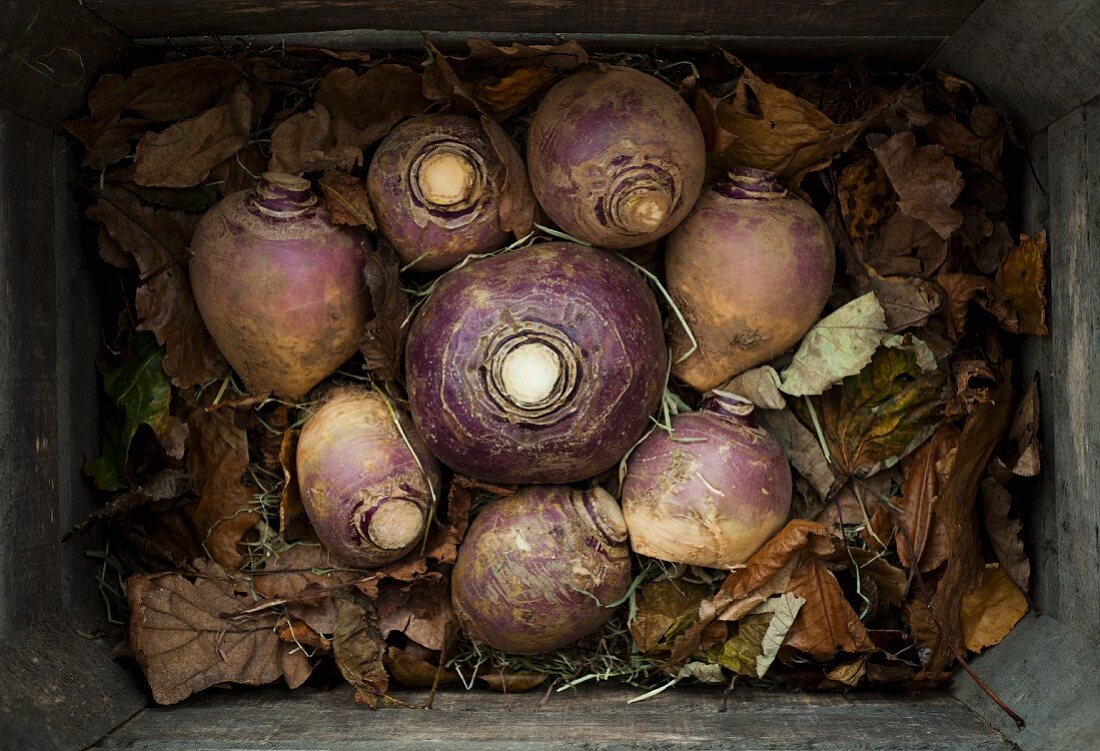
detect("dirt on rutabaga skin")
[527,66,706,249]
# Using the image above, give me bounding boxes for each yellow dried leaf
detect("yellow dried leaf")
[961,564,1029,653]
[839,154,893,239]
[996,231,1048,335]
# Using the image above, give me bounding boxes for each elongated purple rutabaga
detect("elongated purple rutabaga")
[527,66,705,248]
[368,114,533,271]
[452,486,631,653]
[190,173,371,399]
[668,168,835,391]
[405,241,667,484]
[622,392,792,568]
[296,389,440,568]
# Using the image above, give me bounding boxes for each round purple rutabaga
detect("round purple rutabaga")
[368,114,533,271]
[452,486,631,653]
[404,241,667,484]
[668,167,835,391]
[189,173,371,399]
[622,392,792,568]
[527,66,705,249]
[296,388,440,568]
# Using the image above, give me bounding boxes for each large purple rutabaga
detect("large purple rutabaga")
[527,66,705,249]
[368,114,533,271]
[189,173,371,399]
[296,388,440,568]
[452,486,631,654]
[667,167,836,391]
[622,392,792,569]
[405,241,667,484]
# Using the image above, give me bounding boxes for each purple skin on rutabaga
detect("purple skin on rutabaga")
[368,114,531,272]
[527,66,705,249]
[622,392,792,569]
[452,486,631,654]
[404,241,668,485]
[189,173,371,399]
[668,167,836,392]
[296,389,441,568]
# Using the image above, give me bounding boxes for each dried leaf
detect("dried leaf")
[704,612,772,675]
[864,271,943,332]
[127,562,313,705]
[996,231,1048,335]
[923,370,1013,675]
[826,656,868,687]
[785,558,875,661]
[133,83,253,188]
[314,65,430,148]
[779,292,887,397]
[277,617,331,653]
[480,116,536,237]
[630,578,713,653]
[277,429,312,541]
[1006,377,1041,476]
[926,106,1011,174]
[960,564,1029,653]
[947,357,999,419]
[86,186,226,387]
[896,426,960,572]
[376,575,456,652]
[269,105,363,174]
[808,345,949,478]
[386,645,460,688]
[676,661,726,684]
[252,545,359,635]
[360,243,410,383]
[757,408,836,498]
[186,407,257,569]
[753,593,806,678]
[937,272,1018,340]
[981,478,1030,594]
[68,468,193,536]
[839,153,893,240]
[713,57,870,179]
[318,169,376,230]
[861,210,948,278]
[721,366,786,410]
[480,671,550,692]
[85,332,183,491]
[871,131,964,239]
[332,594,390,707]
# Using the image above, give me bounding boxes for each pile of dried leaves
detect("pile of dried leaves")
[66,39,1042,711]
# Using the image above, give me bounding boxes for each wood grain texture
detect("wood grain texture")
[93,685,1013,750]
[0,109,63,635]
[935,0,1100,133]
[0,0,130,129]
[1046,103,1100,641]
[86,0,981,40]
[952,614,1100,751]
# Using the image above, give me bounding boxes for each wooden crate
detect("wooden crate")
[0,1,1097,749]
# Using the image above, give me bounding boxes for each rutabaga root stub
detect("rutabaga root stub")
[189,172,372,399]
[451,486,631,654]
[296,388,440,568]
[621,393,792,568]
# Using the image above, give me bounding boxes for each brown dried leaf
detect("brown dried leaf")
[693,90,736,155]
[480,116,537,237]
[926,106,1012,174]
[277,429,312,541]
[269,105,363,174]
[376,574,456,652]
[480,671,550,693]
[253,545,359,635]
[133,83,253,188]
[277,617,331,653]
[896,426,960,572]
[713,57,871,179]
[68,468,193,537]
[981,478,1030,595]
[630,578,713,653]
[839,153,893,240]
[319,169,376,230]
[185,407,257,569]
[864,270,943,332]
[1006,377,1041,477]
[937,272,1018,340]
[785,558,875,660]
[872,131,964,239]
[860,210,948,278]
[757,408,836,498]
[332,594,390,707]
[127,561,313,705]
[360,243,409,384]
[922,369,1013,675]
[86,186,226,387]
[385,645,460,688]
[947,358,999,419]
[722,366,786,410]
[996,231,1048,335]
[315,65,431,147]
[960,564,1028,653]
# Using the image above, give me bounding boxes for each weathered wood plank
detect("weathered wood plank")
[1046,103,1100,641]
[951,614,1100,751]
[93,685,1013,750]
[0,0,131,129]
[0,109,63,634]
[86,0,981,41]
[935,0,1100,133]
